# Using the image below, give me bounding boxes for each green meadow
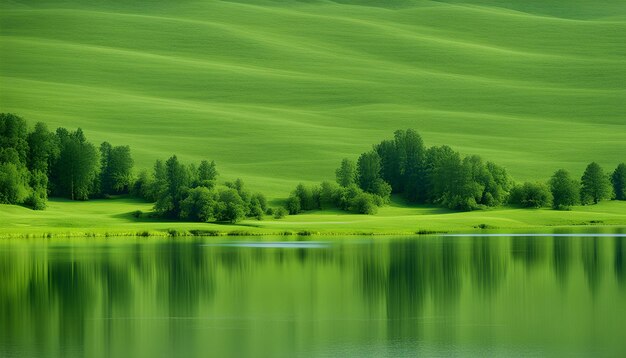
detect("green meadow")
[1,0,626,235]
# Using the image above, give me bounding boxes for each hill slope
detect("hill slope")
[1,0,625,198]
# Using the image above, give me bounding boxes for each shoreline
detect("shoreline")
[2,224,625,240]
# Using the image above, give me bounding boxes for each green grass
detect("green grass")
[1,0,626,234]
[1,197,626,238]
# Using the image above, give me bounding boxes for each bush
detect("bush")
[131,210,143,218]
[274,207,287,219]
[286,195,301,215]
[350,192,378,215]
[510,182,552,208]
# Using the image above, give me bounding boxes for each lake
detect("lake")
[1,232,626,357]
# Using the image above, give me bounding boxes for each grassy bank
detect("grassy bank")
[2,197,626,238]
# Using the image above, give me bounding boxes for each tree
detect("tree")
[26,170,49,210]
[612,163,626,200]
[483,162,512,206]
[0,113,29,165]
[550,169,579,210]
[273,207,287,219]
[52,128,99,200]
[286,195,301,215]
[510,182,552,208]
[180,187,217,222]
[357,151,383,193]
[395,129,426,202]
[215,188,246,223]
[374,139,401,190]
[424,145,457,203]
[293,183,317,211]
[99,143,134,195]
[27,122,59,174]
[0,162,30,204]
[580,162,611,204]
[197,160,218,188]
[335,158,356,187]
[350,192,378,214]
[153,155,191,217]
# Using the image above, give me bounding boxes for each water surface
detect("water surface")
[1,233,626,357]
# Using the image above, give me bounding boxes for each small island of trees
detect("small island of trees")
[1,113,625,225]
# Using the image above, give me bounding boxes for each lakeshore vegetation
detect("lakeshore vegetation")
[1,113,625,234]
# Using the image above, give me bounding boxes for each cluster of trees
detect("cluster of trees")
[287,129,512,214]
[0,113,133,209]
[132,156,279,223]
[511,162,626,210]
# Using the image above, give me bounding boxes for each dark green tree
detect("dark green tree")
[580,162,611,204]
[357,151,383,194]
[26,170,49,210]
[0,161,30,204]
[335,158,356,187]
[550,169,580,210]
[612,163,626,200]
[350,192,378,215]
[215,188,246,223]
[197,160,218,188]
[52,128,99,200]
[154,155,190,217]
[424,145,457,203]
[27,122,59,174]
[509,182,552,208]
[395,129,426,202]
[0,113,29,165]
[286,195,301,215]
[374,139,401,190]
[293,183,316,210]
[179,187,217,222]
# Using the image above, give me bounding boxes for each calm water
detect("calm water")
[2,233,626,357]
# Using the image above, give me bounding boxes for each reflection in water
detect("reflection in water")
[581,237,603,296]
[553,236,572,286]
[616,237,626,287]
[1,234,626,357]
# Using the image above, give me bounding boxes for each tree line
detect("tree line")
[0,113,133,209]
[131,155,282,223]
[3,114,625,219]
[286,129,626,215]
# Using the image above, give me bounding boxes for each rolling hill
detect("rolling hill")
[1,0,625,201]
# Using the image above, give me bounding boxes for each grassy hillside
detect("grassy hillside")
[2,0,625,199]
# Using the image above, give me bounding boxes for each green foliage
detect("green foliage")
[286,195,301,215]
[52,128,99,200]
[550,169,580,210]
[0,162,30,205]
[580,162,612,205]
[357,151,383,193]
[26,170,49,210]
[273,207,287,219]
[100,142,134,195]
[293,183,317,211]
[197,160,218,188]
[335,158,356,187]
[154,155,190,217]
[0,113,29,165]
[179,187,217,222]
[510,182,552,208]
[350,192,378,215]
[612,163,626,201]
[215,188,246,223]
[394,129,426,202]
[27,122,59,174]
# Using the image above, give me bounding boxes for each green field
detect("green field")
[1,0,626,234]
